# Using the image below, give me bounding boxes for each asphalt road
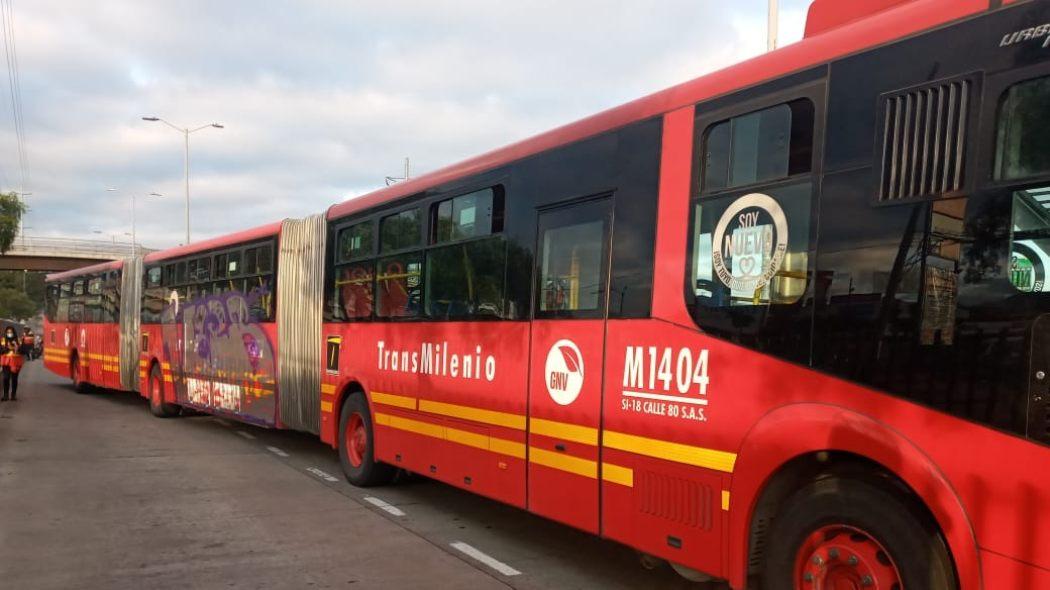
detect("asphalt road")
[0,362,710,590]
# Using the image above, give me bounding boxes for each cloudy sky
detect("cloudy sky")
[8,0,809,249]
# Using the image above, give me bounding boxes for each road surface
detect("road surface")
[0,363,707,589]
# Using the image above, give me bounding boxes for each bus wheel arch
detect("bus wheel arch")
[728,404,979,590]
[147,360,179,417]
[335,382,395,487]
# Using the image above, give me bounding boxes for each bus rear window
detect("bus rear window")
[996,76,1050,181]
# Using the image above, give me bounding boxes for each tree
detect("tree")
[0,192,27,254]
[0,287,36,321]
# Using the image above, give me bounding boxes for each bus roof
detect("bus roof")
[142,220,283,265]
[46,259,123,283]
[325,0,988,223]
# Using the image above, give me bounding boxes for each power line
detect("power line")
[0,0,27,196]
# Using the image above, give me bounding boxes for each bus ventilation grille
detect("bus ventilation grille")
[635,470,713,530]
[878,76,975,202]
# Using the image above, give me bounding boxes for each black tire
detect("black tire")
[338,393,395,487]
[762,477,957,590]
[71,355,90,394]
[148,364,180,418]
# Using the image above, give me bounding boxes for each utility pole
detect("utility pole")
[767,0,779,52]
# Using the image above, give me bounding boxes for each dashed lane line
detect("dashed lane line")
[363,496,406,517]
[450,541,522,577]
[266,446,289,457]
[236,430,256,440]
[306,467,340,482]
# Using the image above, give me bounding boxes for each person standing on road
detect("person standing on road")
[21,328,36,360]
[1,326,25,401]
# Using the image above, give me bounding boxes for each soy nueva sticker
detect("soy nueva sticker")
[711,193,788,296]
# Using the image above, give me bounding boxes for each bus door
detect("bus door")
[527,196,613,534]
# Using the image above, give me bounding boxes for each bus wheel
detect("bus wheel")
[148,364,179,418]
[71,356,90,394]
[338,393,394,487]
[762,478,957,590]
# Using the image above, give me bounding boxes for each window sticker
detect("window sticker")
[711,193,788,297]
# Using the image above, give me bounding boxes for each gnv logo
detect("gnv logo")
[545,339,584,405]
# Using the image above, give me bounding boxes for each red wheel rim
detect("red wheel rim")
[151,372,160,405]
[794,524,902,590]
[345,412,367,468]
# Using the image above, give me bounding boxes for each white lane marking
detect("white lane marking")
[363,496,406,517]
[306,467,339,482]
[450,541,521,577]
[214,418,231,427]
[266,446,289,457]
[236,430,256,440]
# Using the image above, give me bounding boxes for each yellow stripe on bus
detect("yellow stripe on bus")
[374,412,526,459]
[602,430,737,473]
[418,399,526,431]
[320,400,333,413]
[320,383,336,394]
[529,417,598,446]
[721,490,731,511]
[371,391,416,410]
[528,447,597,479]
[601,462,634,487]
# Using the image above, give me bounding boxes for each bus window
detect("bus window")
[691,184,811,307]
[431,188,501,244]
[337,221,374,262]
[539,219,605,314]
[197,257,212,282]
[146,267,162,288]
[335,262,374,319]
[258,244,273,274]
[103,273,120,323]
[426,237,506,319]
[244,248,258,275]
[1010,186,1050,293]
[380,209,422,252]
[68,301,84,323]
[227,251,241,276]
[176,261,187,284]
[702,100,814,192]
[73,280,85,296]
[376,253,422,318]
[215,254,228,279]
[996,76,1050,181]
[164,264,176,286]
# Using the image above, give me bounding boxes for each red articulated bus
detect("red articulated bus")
[43,260,126,391]
[44,1,1050,587]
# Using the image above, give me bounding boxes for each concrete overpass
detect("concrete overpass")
[0,236,152,271]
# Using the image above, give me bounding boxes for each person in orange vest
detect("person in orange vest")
[21,328,36,361]
[1,326,25,401]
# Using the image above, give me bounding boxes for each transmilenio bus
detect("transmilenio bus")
[44,1,1050,587]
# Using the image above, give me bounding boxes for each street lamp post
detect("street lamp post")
[108,187,162,259]
[141,116,224,244]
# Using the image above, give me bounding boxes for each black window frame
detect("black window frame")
[327,184,510,324]
[699,98,815,195]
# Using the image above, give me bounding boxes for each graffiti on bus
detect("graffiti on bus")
[159,285,276,421]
